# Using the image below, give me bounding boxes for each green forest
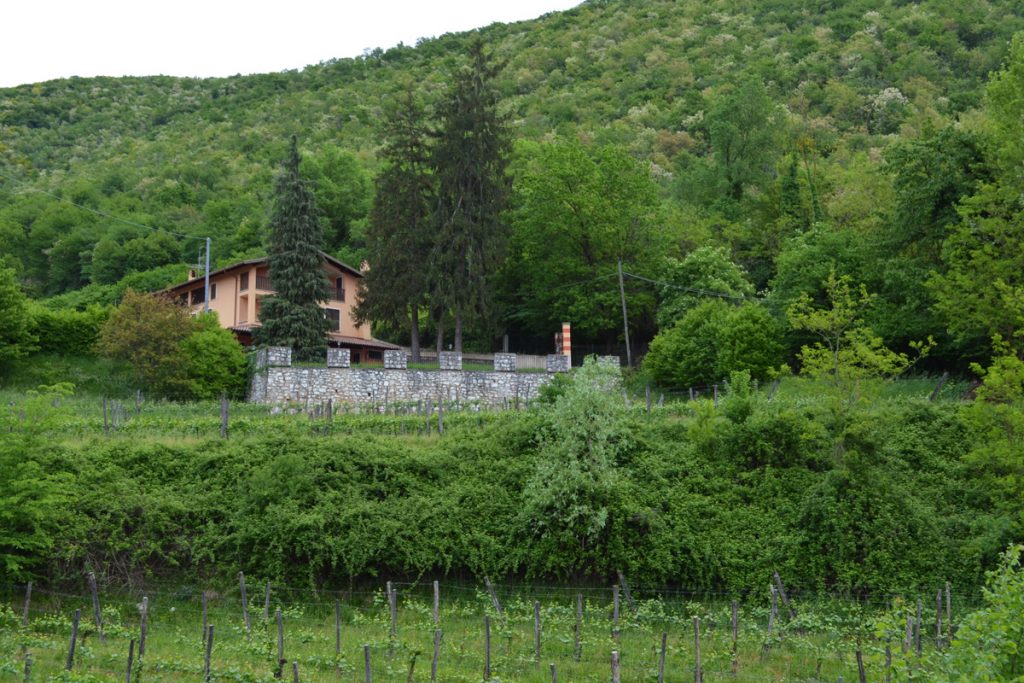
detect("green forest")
[2,0,1023,378]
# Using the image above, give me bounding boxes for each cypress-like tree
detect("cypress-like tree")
[257,136,329,358]
[356,89,433,361]
[430,38,511,353]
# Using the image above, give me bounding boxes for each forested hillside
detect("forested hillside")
[2,0,1023,373]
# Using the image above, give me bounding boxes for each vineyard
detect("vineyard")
[1,578,965,682]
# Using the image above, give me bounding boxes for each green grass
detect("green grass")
[0,587,954,682]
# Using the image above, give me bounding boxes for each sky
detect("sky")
[1,1,583,88]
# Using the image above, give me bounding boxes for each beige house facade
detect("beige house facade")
[166,254,398,363]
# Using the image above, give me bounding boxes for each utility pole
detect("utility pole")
[203,236,211,313]
[617,259,632,367]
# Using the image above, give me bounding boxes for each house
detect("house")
[165,254,399,363]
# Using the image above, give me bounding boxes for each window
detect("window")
[239,272,249,291]
[325,308,341,331]
[210,283,217,300]
[334,276,345,302]
[191,288,205,305]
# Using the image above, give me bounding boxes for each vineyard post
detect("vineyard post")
[731,600,739,674]
[574,593,583,662]
[364,645,371,683]
[550,662,557,682]
[903,614,912,653]
[88,571,105,642]
[22,653,31,683]
[658,632,667,683]
[483,577,503,623]
[945,582,952,640]
[611,584,621,640]
[856,648,866,683]
[713,384,719,406]
[694,616,702,683]
[202,592,209,645]
[239,572,251,633]
[645,383,651,414]
[125,638,135,683]
[66,609,80,671]
[884,644,892,683]
[387,581,397,639]
[437,397,444,435]
[534,601,542,662]
[139,596,148,657]
[936,589,943,647]
[204,625,214,681]
[263,582,271,621]
[103,397,108,434]
[431,629,442,682]
[433,581,440,626]
[484,615,492,680]
[915,599,922,656]
[292,661,299,683]
[335,600,341,658]
[611,650,621,683]
[22,582,31,627]
[220,394,228,439]
[772,571,796,620]
[276,607,285,676]
[617,571,637,613]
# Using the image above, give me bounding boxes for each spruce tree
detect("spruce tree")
[356,89,433,361]
[258,136,329,358]
[430,38,511,352]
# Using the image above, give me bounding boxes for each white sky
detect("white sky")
[1,1,583,88]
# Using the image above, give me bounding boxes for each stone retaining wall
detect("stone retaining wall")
[250,366,552,406]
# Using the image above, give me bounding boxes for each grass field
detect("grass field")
[1,582,954,682]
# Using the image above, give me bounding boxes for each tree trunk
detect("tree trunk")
[454,311,463,354]
[410,299,421,363]
[436,319,444,357]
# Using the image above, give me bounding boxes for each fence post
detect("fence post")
[66,609,80,671]
[658,632,667,683]
[431,629,441,682]
[88,572,105,642]
[22,582,31,627]
[574,593,583,662]
[204,625,214,681]
[239,572,251,633]
[611,650,621,683]
[139,596,148,657]
[484,616,491,680]
[694,616,702,683]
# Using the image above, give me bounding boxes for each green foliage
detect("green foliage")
[939,544,1024,681]
[519,358,628,576]
[505,138,663,338]
[258,137,330,358]
[301,143,372,250]
[788,271,930,389]
[0,266,36,366]
[645,300,782,388]
[26,303,109,356]
[655,246,755,329]
[179,313,250,400]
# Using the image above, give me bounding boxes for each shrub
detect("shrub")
[27,303,110,356]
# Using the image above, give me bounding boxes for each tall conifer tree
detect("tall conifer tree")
[356,89,433,361]
[430,38,511,352]
[258,136,329,358]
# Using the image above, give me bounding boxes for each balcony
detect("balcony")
[255,275,274,291]
[330,287,346,302]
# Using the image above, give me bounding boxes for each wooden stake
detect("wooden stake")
[22,581,31,627]
[22,652,31,683]
[731,600,739,671]
[202,591,209,645]
[884,644,892,683]
[936,589,943,646]
[694,616,702,683]
[431,629,442,683]
[903,614,912,653]
[945,582,952,640]
[658,632,667,683]
[484,616,492,680]
[617,571,637,613]
[335,600,341,658]
[204,625,214,681]
[66,609,80,671]
[611,650,621,683]
[483,577,503,622]
[534,601,542,661]
[856,648,866,683]
[139,596,148,657]
[88,571,105,642]
[364,645,372,683]
[292,661,299,683]
[433,580,440,626]
[220,394,229,438]
[573,593,582,662]
[125,638,135,683]
[276,608,285,672]
[772,571,797,620]
[550,662,557,682]
[915,599,922,656]
[239,571,251,633]
[612,584,620,640]
[264,582,271,621]
[387,582,398,639]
